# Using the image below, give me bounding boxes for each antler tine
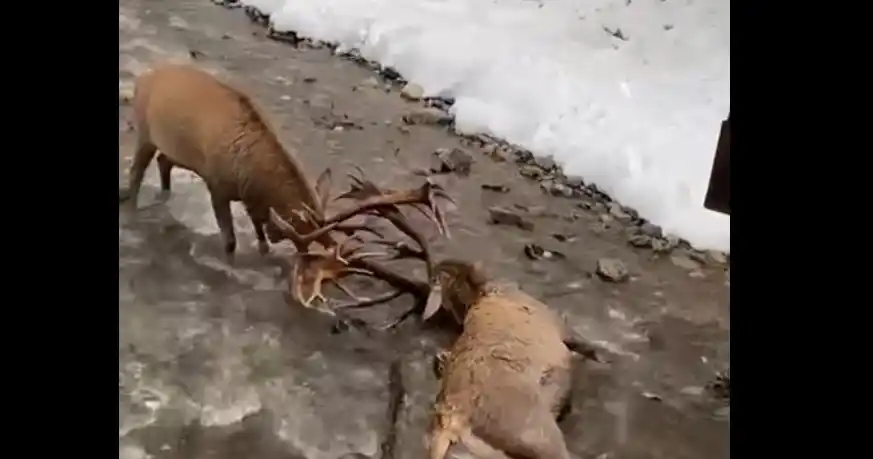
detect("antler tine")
[334,223,385,239]
[334,289,405,311]
[366,208,436,283]
[269,208,308,247]
[286,184,441,247]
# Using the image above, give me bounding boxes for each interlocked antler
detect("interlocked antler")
[269,167,453,315]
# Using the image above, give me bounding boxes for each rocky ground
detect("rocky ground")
[118,1,730,458]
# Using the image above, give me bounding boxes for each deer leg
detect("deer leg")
[122,139,158,210]
[207,188,237,261]
[155,154,174,201]
[244,204,270,255]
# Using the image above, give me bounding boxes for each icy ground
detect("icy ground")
[241,0,731,251]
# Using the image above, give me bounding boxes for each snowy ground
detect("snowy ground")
[119,1,729,457]
[243,0,730,251]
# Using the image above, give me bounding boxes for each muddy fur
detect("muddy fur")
[121,63,334,257]
[426,260,576,459]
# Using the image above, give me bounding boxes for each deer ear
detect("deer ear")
[422,282,444,321]
[315,168,333,211]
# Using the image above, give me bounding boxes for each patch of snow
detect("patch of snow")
[243,0,730,251]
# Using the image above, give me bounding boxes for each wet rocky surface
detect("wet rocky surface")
[119,1,729,458]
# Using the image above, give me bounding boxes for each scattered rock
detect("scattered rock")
[641,391,663,401]
[608,202,632,221]
[534,155,557,171]
[379,66,403,81]
[627,233,652,248]
[680,386,704,396]
[604,26,629,41]
[596,258,629,282]
[664,24,674,31]
[402,107,453,126]
[670,254,701,270]
[519,165,546,180]
[523,243,565,261]
[481,184,510,193]
[707,370,730,400]
[653,235,680,253]
[638,222,663,238]
[267,27,301,46]
[400,82,424,100]
[487,206,534,231]
[303,76,317,83]
[425,97,454,111]
[483,144,509,162]
[430,148,473,176]
[551,233,576,243]
[565,175,585,188]
[540,180,574,198]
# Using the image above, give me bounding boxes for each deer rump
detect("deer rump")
[121,64,453,322]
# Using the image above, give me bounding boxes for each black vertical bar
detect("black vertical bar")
[704,112,731,215]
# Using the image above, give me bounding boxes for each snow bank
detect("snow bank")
[243,0,730,251]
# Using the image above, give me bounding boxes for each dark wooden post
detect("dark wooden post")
[704,112,730,215]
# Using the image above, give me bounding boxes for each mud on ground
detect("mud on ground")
[118,1,729,458]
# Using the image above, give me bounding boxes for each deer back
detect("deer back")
[133,64,323,219]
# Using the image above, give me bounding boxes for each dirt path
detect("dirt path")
[118,1,729,458]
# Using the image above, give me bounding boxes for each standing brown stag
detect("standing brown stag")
[119,63,452,313]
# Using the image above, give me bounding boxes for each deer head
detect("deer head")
[423,259,489,323]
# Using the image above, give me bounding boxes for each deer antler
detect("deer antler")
[273,167,453,314]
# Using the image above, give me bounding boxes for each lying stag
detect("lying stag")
[119,63,451,310]
[423,259,603,459]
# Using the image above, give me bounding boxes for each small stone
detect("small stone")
[641,391,662,401]
[397,125,410,134]
[400,82,424,100]
[484,144,509,162]
[639,222,663,238]
[565,175,585,188]
[652,235,679,253]
[608,202,631,221]
[541,181,574,198]
[488,206,534,231]
[279,95,291,101]
[670,254,701,270]
[303,76,317,83]
[680,386,704,396]
[596,258,629,282]
[524,243,565,260]
[534,155,557,171]
[431,148,473,176]
[688,250,709,265]
[513,148,535,163]
[481,184,510,193]
[380,66,402,81]
[628,233,652,248]
[714,406,730,419]
[402,107,453,126]
[519,165,545,180]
